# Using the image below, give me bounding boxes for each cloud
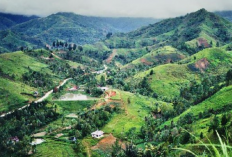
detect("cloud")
[0,0,231,18]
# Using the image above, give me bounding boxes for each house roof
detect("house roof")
[91,130,104,135]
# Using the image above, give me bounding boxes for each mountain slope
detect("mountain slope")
[0,12,158,52]
[0,49,88,113]
[128,47,232,98]
[104,9,232,53]
[215,10,232,22]
[0,12,38,30]
[0,30,44,53]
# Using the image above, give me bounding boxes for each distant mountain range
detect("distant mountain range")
[1,9,232,156]
[0,12,160,53]
[0,12,38,30]
[215,10,232,22]
[104,9,232,52]
[1,9,232,53]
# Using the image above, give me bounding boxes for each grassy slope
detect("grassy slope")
[32,139,77,157]
[32,100,96,157]
[0,51,53,79]
[0,51,67,113]
[130,48,232,98]
[122,46,185,69]
[102,90,171,137]
[0,78,36,112]
[160,85,232,135]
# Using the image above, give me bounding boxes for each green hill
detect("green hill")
[0,49,87,113]
[130,48,232,98]
[0,12,38,30]
[0,51,58,113]
[0,12,159,52]
[104,9,232,53]
[215,10,232,22]
[0,30,43,53]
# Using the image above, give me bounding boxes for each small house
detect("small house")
[91,130,104,138]
[98,87,109,91]
[68,86,78,91]
[10,136,19,143]
[30,139,45,145]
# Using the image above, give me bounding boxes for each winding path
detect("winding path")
[106,49,117,63]
[0,78,72,117]
[92,64,108,74]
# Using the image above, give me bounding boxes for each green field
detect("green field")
[102,90,171,137]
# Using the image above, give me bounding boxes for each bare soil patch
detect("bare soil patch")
[106,49,117,63]
[195,58,209,72]
[198,38,210,48]
[32,132,46,137]
[140,58,153,65]
[55,133,64,138]
[91,134,125,151]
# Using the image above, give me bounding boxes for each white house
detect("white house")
[98,87,109,91]
[30,139,45,145]
[91,130,104,138]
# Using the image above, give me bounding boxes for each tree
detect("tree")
[53,41,56,47]
[111,139,124,157]
[208,115,220,134]
[221,114,229,126]
[106,32,112,39]
[73,44,77,50]
[200,132,204,139]
[56,40,60,47]
[124,143,138,157]
[78,46,83,52]
[49,53,53,59]
[210,41,213,47]
[100,75,106,86]
[226,69,232,85]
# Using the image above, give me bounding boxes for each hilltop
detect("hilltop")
[0,12,159,52]
[0,12,38,30]
[215,10,232,22]
[104,9,232,52]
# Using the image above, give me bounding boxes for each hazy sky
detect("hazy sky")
[0,0,231,18]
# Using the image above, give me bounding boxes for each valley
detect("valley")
[0,8,232,157]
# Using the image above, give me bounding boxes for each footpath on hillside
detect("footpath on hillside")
[106,49,117,63]
[0,78,72,117]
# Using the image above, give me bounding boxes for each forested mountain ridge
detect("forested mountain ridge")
[0,12,159,53]
[0,12,38,30]
[215,10,232,22]
[104,9,232,52]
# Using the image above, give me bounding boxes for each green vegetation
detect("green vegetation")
[1,8,232,157]
[0,12,159,52]
[55,101,95,113]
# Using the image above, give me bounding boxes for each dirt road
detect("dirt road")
[0,78,72,117]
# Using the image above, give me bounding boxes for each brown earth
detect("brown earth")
[91,90,118,110]
[106,49,117,63]
[198,38,210,48]
[140,58,153,65]
[91,134,126,151]
[107,91,116,97]
[195,58,209,72]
